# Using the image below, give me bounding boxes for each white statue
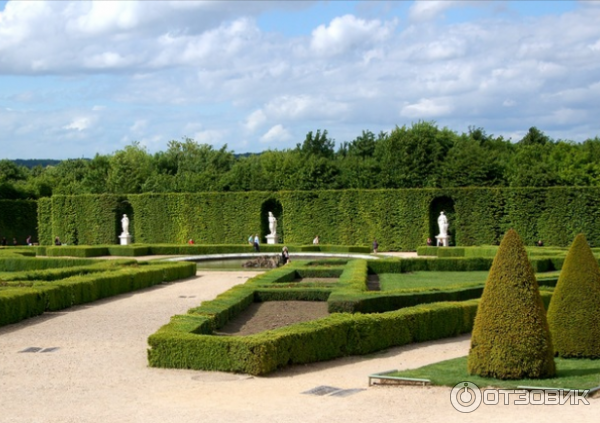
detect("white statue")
[268,212,277,235]
[121,214,130,235]
[438,211,448,238]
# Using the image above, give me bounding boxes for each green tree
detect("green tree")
[547,233,600,358]
[375,121,453,188]
[468,229,555,379]
[297,129,335,159]
[107,142,154,194]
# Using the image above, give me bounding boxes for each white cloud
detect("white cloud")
[401,99,454,118]
[310,14,395,56]
[130,120,147,133]
[260,124,291,144]
[63,117,92,131]
[244,109,267,132]
[409,0,461,22]
[193,129,228,145]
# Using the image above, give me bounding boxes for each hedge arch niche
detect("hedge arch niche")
[429,196,455,245]
[261,198,283,244]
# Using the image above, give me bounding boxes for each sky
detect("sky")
[1,0,600,159]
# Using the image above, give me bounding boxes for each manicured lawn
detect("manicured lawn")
[389,356,600,390]
[378,271,489,291]
[378,270,562,291]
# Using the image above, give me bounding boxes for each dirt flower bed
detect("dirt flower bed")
[216,301,330,336]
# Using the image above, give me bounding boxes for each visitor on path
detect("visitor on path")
[26,235,32,246]
[281,246,290,264]
[188,239,195,245]
[537,239,544,247]
[253,234,260,252]
[12,238,17,246]
[427,237,433,246]
[313,235,319,245]
[54,236,61,246]
[248,235,254,245]
[372,239,379,254]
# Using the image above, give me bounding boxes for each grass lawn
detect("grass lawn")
[378,271,489,291]
[377,270,562,291]
[388,356,600,390]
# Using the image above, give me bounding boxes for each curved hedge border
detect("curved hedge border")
[0,261,196,327]
[148,300,479,375]
[147,256,556,375]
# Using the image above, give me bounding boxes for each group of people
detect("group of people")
[1,236,34,246]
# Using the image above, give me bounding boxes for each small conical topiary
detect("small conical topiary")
[547,233,600,358]
[468,229,555,379]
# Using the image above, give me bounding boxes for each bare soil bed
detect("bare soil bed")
[293,277,338,283]
[216,301,330,336]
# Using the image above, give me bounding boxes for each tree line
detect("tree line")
[2,121,600,199]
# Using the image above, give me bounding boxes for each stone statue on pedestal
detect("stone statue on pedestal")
[436,211,450,247]
[266,212,279,244]
[119,214,132,245]
[121,214,130,235]
[268,212,277,235]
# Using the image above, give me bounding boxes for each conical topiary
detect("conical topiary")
[468,229,555,379]
[547,233,600,358]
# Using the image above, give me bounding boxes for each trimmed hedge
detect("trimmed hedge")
[0,257,98,271]
[0,261,196,327]
[468,229,555,379]
[148,299,479,375]
[33,187,600,250]
[547,234,600,358]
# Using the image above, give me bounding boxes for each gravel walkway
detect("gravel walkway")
[0,271,596,423]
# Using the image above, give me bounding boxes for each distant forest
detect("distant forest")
[2,121,600,199]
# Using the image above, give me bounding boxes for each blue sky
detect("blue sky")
[1,0,598,159]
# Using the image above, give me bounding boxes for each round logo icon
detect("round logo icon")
[450,381,482,413]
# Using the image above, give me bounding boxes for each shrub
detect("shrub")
[468,229,555,379]
[547,233,600,358]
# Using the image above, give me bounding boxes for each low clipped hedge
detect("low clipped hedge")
[147,253,556,375]
[37,243,371,257]
[0,257,98,271]
[44,246,110,258]
[0,261,196,327]
[368,258,493,274]
[329,286,485,314]
[148,299,479,375]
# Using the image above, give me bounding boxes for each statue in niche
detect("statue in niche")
[121,214,130,235]
[268,212,277,236]
[438,211,448,238]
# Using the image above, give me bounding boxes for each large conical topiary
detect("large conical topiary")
[547,233,600,358]
[468,229,555,379]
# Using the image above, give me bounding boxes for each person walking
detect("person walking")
[253,234,260,252]
[372,239,379,254]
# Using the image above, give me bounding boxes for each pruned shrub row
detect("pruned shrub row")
[148,300,480,375]
[0,257,98,271]
[0,261,196,327]
[38,244,370,257]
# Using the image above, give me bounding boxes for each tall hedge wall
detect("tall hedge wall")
[37,195,125,246]
[127,192,274,244]
[33,187,600,249]
[0,199,38,245]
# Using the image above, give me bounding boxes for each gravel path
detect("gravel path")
[0,271,596,423]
